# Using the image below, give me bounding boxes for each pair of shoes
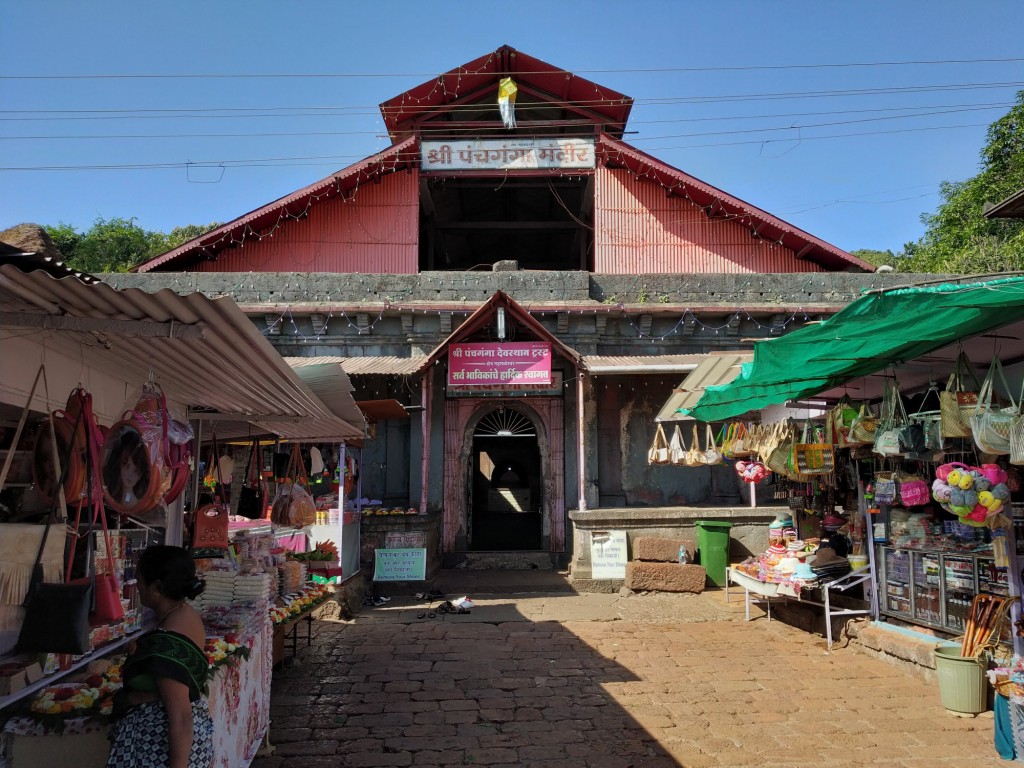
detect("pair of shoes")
[363,596,387,607]
[377,595,391,603]
[416,611,436,620]
[435,601,456,614]
[427,589,445,599]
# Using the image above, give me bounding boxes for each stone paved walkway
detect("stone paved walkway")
[252,590,1004,768]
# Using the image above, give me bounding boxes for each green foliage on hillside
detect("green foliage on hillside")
[44,217,220,273]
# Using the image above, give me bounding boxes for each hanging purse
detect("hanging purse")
[647,424,671,466]
[825,395,858,448]
[682,424,703,467]
[17,408,92,655]
[940,351,982,439]
[669,425,686,466]
[794,419,834,475]
[970,356,1020,456]
[765,422,795,476]
[847,402,879,446]
[698,424,722,465]
[874,381,907,457]
[192,503,229,550]
[236,438,265,519]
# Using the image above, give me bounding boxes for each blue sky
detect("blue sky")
[2,1,1023,255]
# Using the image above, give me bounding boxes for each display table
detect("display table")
[272,608,315,668]
[208,616,272,768]
[727,566,874,650]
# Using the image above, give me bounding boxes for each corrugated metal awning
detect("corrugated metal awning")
[285,355,423,376]
[0,264,364,442]
[583,354,706,375]
[654,352,754,422]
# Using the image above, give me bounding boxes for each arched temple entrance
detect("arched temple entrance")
[442,398,564,553]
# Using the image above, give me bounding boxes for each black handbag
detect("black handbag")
[236,438,264,520]
[17,408,93,655]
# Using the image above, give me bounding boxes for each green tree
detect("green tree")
[850,248,896,268]
[43,222,83,264]
[900,91,1024,273]
[44,218,221,272]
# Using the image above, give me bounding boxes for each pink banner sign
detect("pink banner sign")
[448,342,552,387]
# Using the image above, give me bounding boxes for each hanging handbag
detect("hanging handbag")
[698,424,722,465]
[725,422,753,458]
[970,356,1020,456]
[236,438,265,519]
[669,425,686,466]
[1010,415,1024,466]
[193,503,229,550]
[874,381,907,457]
[683,424,703,467]
[940,351,983,438]
[757,421,785,464]
[647,424,671,466]
[897,472,930,507]
[847,402,879,446]
[765,423,796,476]
[17,408,92,655]
[825,395,858,448]
[908,383,946,458]
[794,419,834,475]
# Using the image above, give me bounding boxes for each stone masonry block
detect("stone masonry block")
[625,562,706,593]
[633,537,693,563]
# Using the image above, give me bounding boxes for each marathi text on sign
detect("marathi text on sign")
[421,138,595,171]
[448,343,552,387]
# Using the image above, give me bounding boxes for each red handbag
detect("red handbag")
[192,503,229,550]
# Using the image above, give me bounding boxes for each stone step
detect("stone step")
[625,562,706,593]
[633,536,694,562]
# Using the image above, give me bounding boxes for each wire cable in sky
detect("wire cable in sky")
[2,55,1023,80]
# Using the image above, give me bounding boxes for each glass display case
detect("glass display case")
[877,546,1007,632]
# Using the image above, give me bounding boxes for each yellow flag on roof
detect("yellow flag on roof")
[498,77,517,129]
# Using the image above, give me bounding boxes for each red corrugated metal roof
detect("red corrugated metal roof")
[134,137,419,273]
[379,45,632,140]
[415,290,581,374]
[596,134,872,273]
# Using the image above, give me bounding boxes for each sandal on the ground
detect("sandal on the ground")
[436,601,456,614]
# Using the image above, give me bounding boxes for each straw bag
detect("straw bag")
[1011,415,1024,466]
[757,421,785,464]
[647,424,671,465]
[765,423,795,476]
[970,357,1021,456]
[825,396,858,448]
[669,425,686,466]
[683,424,703,467]
[697,424,722,465]
[723,422,753,458]
[940,351,982,438]
[847,403,878,446]
[793,420,834,475]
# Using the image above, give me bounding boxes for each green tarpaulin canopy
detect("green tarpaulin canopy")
[683,275,1024,423]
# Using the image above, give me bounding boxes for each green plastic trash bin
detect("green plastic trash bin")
[695,520,733,587]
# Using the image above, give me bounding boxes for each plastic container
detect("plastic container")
[694,520,733,587]
[933,645,989,714]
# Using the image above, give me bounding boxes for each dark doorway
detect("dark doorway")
[470,407,542,551]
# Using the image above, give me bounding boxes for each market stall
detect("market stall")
[674,275,1024,662]
[0,254,363,767]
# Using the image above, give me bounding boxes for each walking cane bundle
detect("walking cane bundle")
[962,594,1011,657]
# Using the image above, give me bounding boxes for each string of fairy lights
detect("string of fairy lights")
[160,139,819,274]
[254,302,813,344]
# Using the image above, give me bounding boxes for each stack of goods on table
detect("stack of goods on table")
[277,560,306,596]
[189,571,274,611]
[734,513,824,586]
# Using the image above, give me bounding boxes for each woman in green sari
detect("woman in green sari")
[108,546,212,768]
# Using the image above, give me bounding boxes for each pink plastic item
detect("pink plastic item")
[935,462,970,482]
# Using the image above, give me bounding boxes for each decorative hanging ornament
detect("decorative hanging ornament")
[498,77,517,129]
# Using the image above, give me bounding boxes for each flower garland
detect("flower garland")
[26,660,123,732]
[270,582,331,625]
[205,633,251,670]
